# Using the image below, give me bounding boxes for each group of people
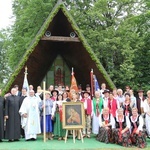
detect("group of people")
[0,83,150,148]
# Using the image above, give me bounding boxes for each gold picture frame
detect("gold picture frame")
[62,102,85,129]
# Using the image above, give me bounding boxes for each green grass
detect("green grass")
[0,135,150,150]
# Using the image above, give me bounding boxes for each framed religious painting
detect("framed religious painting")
[62,102,85,129]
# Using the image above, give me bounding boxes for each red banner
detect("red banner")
[70,71,78,92]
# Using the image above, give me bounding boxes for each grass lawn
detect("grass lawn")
[0,134,150,150]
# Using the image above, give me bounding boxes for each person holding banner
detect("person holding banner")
[52,94,66,140]
[39,92,53,140]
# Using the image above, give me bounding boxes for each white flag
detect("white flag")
[23,67,29,94]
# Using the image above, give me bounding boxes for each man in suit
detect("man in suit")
[14,85,22,97]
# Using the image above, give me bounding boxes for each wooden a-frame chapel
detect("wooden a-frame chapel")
[4,2,115,93]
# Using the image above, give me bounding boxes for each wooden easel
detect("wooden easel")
[65,129,84,143]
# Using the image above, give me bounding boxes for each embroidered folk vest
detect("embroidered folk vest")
[115,116,127,129]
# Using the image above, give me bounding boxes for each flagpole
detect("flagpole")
[93,75,96,94]
[24,66,28,76]
[43,81,46,142]
[90,69,94,98]
[72,67,73,75]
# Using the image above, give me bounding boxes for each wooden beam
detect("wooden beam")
[41,36,80,42]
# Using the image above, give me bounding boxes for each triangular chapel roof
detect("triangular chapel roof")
[3,2,115,93]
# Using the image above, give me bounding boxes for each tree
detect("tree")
[130,10,150,91]
[6,0,57,69]
[3,0,149,91]
[67,0,149,90]
[0,31,11,87]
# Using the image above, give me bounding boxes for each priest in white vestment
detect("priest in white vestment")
[19,90,41,140]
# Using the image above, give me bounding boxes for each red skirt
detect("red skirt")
[112,128,132,147]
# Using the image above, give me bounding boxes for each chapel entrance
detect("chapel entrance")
[42,55,71,88]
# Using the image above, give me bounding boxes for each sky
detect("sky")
[0,0,13,29]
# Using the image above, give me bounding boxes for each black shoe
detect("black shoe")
[31,138,36,141]
[0,139,3,142]
[14,139,19,141]
[9,139,14,142]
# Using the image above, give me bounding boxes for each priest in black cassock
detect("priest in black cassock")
[5,88,21,142]
[0,89,4,142]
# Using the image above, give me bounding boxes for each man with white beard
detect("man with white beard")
[19,90,41,141]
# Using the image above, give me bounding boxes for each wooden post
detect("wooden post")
[90,69,94,98]
[65,130,68,143]
[43,81,46,142]
[71,67,73,75]
[64,129,84,143]
[79,129,84,143]
[73,130,75,143]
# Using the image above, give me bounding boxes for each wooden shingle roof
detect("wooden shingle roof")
[3,3,115,93]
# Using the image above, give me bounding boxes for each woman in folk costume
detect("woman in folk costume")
[112,88,118,100]
[39,92,53,140]
[122,93,132,117]
[143,90,150,138]
[51,90,58,101]
[62,91,71,102]
[130,107,147,148]
[112,108,132,147]
[108,92,119,117]
[96,107,115,143]
[81,91,92,138]
[92,91,103,135]
[52,94,66,140]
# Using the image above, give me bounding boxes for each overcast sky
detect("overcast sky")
[0,0,13,29]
